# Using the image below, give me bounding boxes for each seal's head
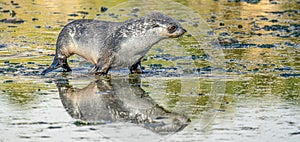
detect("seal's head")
[144,12,187,38]
[121,12,187,39]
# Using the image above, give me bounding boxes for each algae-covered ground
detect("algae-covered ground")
[0,0,299,142]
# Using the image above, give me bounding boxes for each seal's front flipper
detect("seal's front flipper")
[61,59,72,72]
[130,60,143,74]
[41,57,71,76]
[90,53,115,75]
[90,65,107,75]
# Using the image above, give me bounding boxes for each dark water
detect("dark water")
[0,0,299,141]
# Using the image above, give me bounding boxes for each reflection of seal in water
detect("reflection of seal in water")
[56,76,190,134]
[41,12,187,75]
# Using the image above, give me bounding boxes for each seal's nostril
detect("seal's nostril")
[182,28,187,33]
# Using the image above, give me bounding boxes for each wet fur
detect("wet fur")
[41,12,186,75]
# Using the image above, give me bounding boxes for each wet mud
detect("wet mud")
[0,0,299,142]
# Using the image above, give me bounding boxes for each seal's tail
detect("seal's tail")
[41,57,72,76]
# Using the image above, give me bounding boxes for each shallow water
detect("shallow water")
[0,0,300,141]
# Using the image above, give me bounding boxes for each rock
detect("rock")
[100,6,108,12]
[32,18,38,21]
[132,7,139,13]
[0,18,25,24]
[0,44,6,48]
[3,80,14,83]
[77,11,88,15]
[68,13,79,17]
[9,10,16,17]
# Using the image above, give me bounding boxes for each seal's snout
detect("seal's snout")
[180,28,187,36]
[176,27,187,38]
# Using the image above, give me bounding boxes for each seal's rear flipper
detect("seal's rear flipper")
[41,67,55,76]
[41,57,72,76]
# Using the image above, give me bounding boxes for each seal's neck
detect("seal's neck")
[117,16,163,38]
[120,31,163,53]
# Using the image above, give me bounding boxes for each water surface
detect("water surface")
[0,0,299,141]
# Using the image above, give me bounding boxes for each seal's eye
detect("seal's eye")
[168,25,177,33]
[152,24,159,28]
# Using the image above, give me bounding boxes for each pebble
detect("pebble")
[149,64,163,69]
[100,6,108,12]
[8,25,17,28]
[27,61,35,65]
[68,13,79,17]
[132,7,139,13]
[258,44,275,48]
[280,73,300,77]
[0,44,6,48]
[193,23,199,27]
[260,17,268,21]
[270,19,278,23]
[3,80,14,83]
[1,9,10,13]
[0,18,25,24]
[10,10,16,17]
[48,126,62,129]
[77,11,88,15]
[32,18,38,21]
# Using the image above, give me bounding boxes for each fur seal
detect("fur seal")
[41,12,186,75]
